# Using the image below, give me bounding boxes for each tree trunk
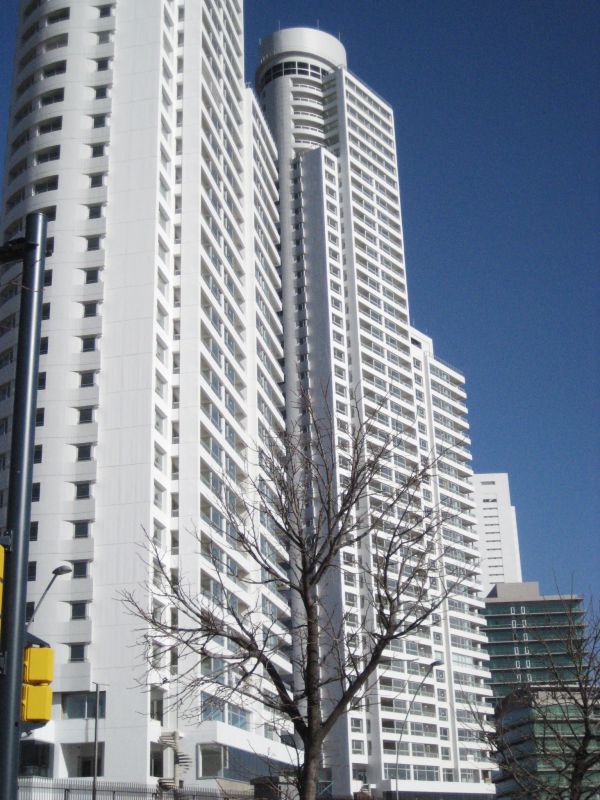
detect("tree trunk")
[569,736,591,800]
[299,742,321,800]
[569,761,584,800]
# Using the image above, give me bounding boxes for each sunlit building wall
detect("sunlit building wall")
[1,0,290,783]
[256,28,495,798]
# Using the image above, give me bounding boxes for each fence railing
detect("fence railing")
[17,778,255,800]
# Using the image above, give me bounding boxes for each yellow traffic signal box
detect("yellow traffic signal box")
[22,646,54,722]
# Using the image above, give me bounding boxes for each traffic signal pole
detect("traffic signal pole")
[0,213,46,799]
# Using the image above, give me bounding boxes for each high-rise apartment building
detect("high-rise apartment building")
[1,0,290,783]
[2,6,494,796]
[472,473,522,593]
[255,29,494,798]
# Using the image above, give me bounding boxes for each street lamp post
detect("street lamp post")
[27,565,72,627]
[394,659,443,798]
[0,212,47,800]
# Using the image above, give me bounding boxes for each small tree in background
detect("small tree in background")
[123,393,461,800]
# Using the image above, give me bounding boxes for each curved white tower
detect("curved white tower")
[256,28,347,154]
[256,27,495,800]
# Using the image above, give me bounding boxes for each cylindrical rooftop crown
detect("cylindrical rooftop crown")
[256,27,347,88]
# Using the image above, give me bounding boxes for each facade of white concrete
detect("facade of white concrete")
[256,28,495,798]
[472,473,523,594]
[1,0,290,784]
[3,6,495,797]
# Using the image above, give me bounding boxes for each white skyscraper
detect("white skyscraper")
[256,29,494,798]
[2,5,495,796]
[472,473,523,593]
[1,0,290,783]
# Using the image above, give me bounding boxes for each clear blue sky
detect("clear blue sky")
[1,1,598,598]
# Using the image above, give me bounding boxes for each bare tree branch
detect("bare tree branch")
[121,389,467,800]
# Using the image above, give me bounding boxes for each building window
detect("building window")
[31,482,40,502]
[91,144,105,158]
[90,174,104,188]
[150,691,164,723]
[72,560,89,579]
[83,302,98,318]
[68,644,86,663]
[85,268,100,284]
[95,85,108,99]
[80,371,95,388]
[38,117,62,135]
[62,691,105,718]
[414,765,439,781]
[35,408,45,427]
[73,520,90,539]
[96,58,110,71]
[92,114,107,128]
[78,406,94,424]
[41,302,51,320]
[384,764,411,780]
[75,482,91,499]
[30,521,38,541]
[44,270,53,287]
[71,602,88,620]
[42,61,66,78]
[39,337,48,354]
[33,444,43,463]
[38,372,46,390]
[76,444,93,461]
[40,88,64,106]
[27,561,36,581]
[25,601,35,623]
[86,236,101,251]
[227,703,249,730]
[34,176,58,194]
[88,205,102,219]
[82,336,96,352]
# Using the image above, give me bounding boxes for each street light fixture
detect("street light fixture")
[394,659,443,796]
[27,565,72,627]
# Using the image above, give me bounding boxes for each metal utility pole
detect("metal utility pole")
[92,682,100,800]
[0,212,47,799]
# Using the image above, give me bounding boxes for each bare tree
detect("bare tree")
[122,392,460,800]
[489,602,600,800]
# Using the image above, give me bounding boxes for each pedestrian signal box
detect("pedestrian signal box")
[22,645,54,722]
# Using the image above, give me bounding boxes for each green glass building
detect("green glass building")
[482,582,583,701]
